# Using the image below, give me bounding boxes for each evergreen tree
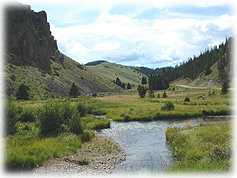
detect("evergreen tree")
[141,76,147,84]
[16,84,30,100]
[148,86,154,98]
[127,83,132,90]
[115,77,122,86]
[162,91,167,98]
[137,85,147,98]
[69,82,80,98]
[205,65,212,75]
[221,74,229,94]
[121,83,125,89]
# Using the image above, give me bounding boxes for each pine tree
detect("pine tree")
[69,82,80,98]
[162,91,167,98]
[148,86,154,98]
[16,84,30,100]
[137,85,147,98]
[141,77,147,84]
[127,83,132,90]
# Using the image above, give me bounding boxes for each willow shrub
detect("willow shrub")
[38,103,83,137]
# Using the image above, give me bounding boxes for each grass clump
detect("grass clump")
[81,130,94,143]
[161,101,175,111]
[166,123,232,172]
[77,158,89,165]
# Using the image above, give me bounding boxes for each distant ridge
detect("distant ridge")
[85,60,107,66]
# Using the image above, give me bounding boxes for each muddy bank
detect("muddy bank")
[32,136,126,176]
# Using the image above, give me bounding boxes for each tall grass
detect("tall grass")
[5,133,81,169]
[5,101,111,170]
[166,123,231,172]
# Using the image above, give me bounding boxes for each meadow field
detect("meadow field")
[5,85,232,172]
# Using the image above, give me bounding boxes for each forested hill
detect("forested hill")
[164,37,233,84]
[134,66,172,76]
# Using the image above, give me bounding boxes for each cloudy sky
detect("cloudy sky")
[18,0,235,68]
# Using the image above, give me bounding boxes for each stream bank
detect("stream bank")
[32,135,126,176]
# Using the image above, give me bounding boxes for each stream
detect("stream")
[97,116,231,175]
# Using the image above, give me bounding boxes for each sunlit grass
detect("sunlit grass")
[166,123,232,172]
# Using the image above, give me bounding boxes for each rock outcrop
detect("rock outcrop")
[5,3,58,72]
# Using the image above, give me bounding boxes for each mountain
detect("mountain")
[85,61,147,85]
[4,3,121,99]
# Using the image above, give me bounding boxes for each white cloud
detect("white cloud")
[49,2,234,68]
[94,42,120,51]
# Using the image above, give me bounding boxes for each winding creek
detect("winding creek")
[97,116,231,175]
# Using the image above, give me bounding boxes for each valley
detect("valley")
[3,2,233,176]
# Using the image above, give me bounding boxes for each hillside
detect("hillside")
[4,3,121,99]
[86,61,147,85]
[171,59,221,88]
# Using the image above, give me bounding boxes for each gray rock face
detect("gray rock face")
[5,3,58,72]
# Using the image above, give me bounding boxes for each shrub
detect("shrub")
[81,130,94,143]
[69,116,83,135]
[162,91,167,98]
[69,82,80,98]
[38,104,62,136]
[76,103,87,117]
[5,103,22,135]
[184,96,190,102]
[18,109,36,122]
[137,85,147,98]
[38,103,83,137]
[161,101,175,111]
[16,84,30,100]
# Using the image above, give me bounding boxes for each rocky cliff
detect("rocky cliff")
[5,3,58,72]
[4,3,120,99]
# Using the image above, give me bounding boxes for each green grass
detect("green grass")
[5,132,82,169]
[5,51,120,100]
[5,101,110,170]
[166,123,232,172]
[5,87,231,171]
[87,61,146,85]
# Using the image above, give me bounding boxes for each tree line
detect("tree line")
[163,37,233,84]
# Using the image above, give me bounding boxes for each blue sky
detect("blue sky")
[17,0,235,68]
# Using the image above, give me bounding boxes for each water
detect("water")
[98,117,231,175]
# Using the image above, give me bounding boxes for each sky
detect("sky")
[13,0,236,68]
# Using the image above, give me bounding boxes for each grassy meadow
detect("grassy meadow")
[166,123,232,172]
[4,85,232,172]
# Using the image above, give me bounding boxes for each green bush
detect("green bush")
[19,109,36,122]
[76,103,87,117]
[38,103,83,137]
[16,84,30,100]
[161,101,175,111]
[69,116,83,135]
[81,130,94,143]
[5,102,22,135]
[184,96,190,102]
